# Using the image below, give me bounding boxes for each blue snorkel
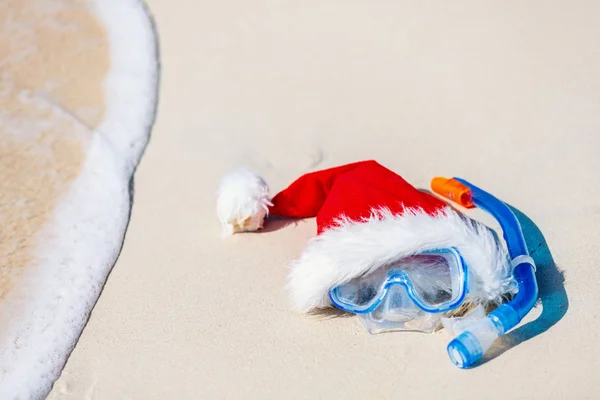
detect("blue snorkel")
[433,178,539,368]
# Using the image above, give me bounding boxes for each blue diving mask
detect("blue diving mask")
[329,248,468,333]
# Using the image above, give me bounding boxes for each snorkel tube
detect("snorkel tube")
[431,178,539,368]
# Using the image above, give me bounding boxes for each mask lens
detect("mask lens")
[333,267,388,310]
[330,248,466,313]
[396,253,457,307]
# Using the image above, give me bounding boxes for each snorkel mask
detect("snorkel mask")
[328,177,538,368]
[330,248,468,334]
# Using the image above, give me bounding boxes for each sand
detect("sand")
[50,0,600,399]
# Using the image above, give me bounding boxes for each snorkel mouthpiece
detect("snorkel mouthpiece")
[446,291,532,367]
[447,314,504,368]
[433,178,539,368]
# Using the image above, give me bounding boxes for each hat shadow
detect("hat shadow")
[259,215,299,233]
[472,205,568,366]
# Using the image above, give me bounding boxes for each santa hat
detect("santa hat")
[217,160,515,313]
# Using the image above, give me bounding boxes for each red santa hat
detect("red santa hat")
[217,160,515,313]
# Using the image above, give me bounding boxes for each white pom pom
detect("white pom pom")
[216,167,272,237]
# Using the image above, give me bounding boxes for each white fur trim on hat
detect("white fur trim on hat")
[216,168,272,236]
[286,208,516,312]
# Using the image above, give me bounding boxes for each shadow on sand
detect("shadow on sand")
[259,215,300,233]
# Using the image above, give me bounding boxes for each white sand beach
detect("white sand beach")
[50,1,599,398]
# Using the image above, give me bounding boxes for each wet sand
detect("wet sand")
[0,0,107,327]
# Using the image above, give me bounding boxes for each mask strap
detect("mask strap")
[511,254,536,272]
